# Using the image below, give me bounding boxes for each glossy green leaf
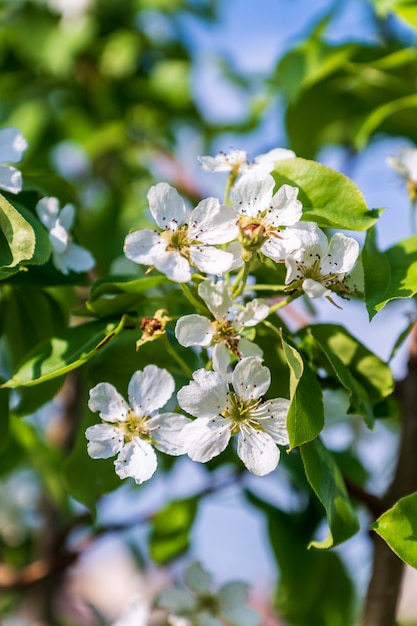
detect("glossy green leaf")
[247,492,356,626]
[0,193,36,269]
[281,333,324,448]
[300,438,359,549]
[78,275,168,318]
[2,318,125,388]
[305,324,394,427]
[371,492,417,568]
[150,497,198,563]
[363,229,417,318]
[14,203,51,266]
[272,158,379,231]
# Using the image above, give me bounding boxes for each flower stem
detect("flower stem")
[160,333,193,379]
[232,260,252,298]
[224,171,238,205]
[180,283,206,314]
[268,294,298,314]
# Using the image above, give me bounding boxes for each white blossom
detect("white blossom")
[177,357,289,476]
[86,366,191,484]
[0,127,28,194]
[124,182,238,283]
[175,280,269,379]
[36,196,95,275]
[387,146,417,184]
[198,149,248,173]
[232,170,303,259]
[198,147,295,176]
[284,222,360,300]
[111,597,149,626]
[158,562,260,626]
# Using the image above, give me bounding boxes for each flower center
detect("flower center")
[222,392,261,435]
[212,319,241,356]
[122,408,151,443]
[161,225,190,258]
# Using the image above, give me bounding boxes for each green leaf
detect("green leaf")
[2,318,125,388]
[371,492,417,568]
[77,275,168,318]
[281,333,324,448]
[300,438,359,549]
[355,93,417,150]
[13,203,51,266]
[0,193,36,269]
[0,384,10,452]
[149,497,198,563]
[247,492,356,626]
[363,229,417,318]
[272,158,379,231]
[304,324,394,427]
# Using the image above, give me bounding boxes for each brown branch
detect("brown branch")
[361,323,417,626]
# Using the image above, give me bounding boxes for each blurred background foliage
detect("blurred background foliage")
[1,0,417,625]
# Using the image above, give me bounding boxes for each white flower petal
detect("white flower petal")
[265,184,302,227]
[321,233,359,275]
[149,412,192,455]
[218,581,249,608]
[155,249,192,282]
[0,127,27,163]
[88,382,129,422]
[56,241,95,274]
[302,278,331,298]
[190,245,233,276]
[238,337,264,359]
[58,203,75,231]
[232,171,275,218]
[49,221,70,254]
[85,423,124,459]
[198,279,232,319]
[251,399,290,445]
[254,147,295,165]
[237,429,280,476]
[198,150,247,172]
[183,416,231,462]
[175,314,214,347]
[36,197,60,230]
[157,587,196,613]
[147,182,186,230]
[177,369,228,418]
[124,229,166,265]
[128,365,174,415]
[236,298,269,327]
[196,613,223,626]
[222,605,261,626]
[111,598,149,626]
[231,357,270,401]
[387,147,417,183]
[212,343,233,383]
[184,562,212,594]
[0,166,22,194]
[188,198,238,244]
[114,439,157,484]
[225,241,244,270]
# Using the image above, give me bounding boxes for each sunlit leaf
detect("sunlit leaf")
[371,492,417,569]
[272,158,379,231]
[363,229,417,318]
[150,497,198,563]
[300,438,359,549]
[0,194,36,269]
[2,318,127,388]
[281,332,324,448]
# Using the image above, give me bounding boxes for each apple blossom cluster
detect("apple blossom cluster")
[111,562,260,626]
[87,147,362,483]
